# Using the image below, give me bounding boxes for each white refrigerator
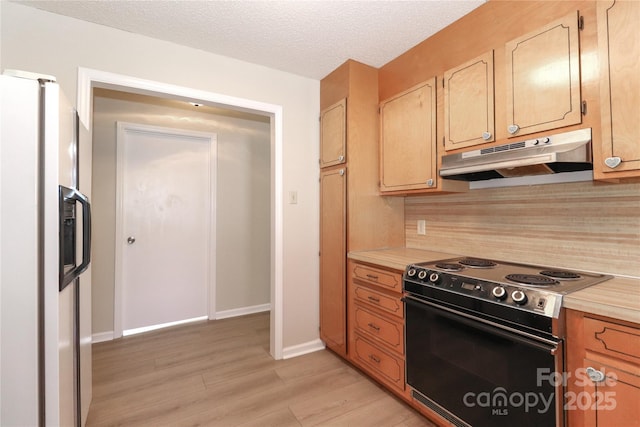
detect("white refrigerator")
[0,71,92,426]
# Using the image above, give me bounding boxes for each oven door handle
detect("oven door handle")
[403,295,559,353]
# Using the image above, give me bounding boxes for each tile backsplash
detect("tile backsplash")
[405,181,640,277]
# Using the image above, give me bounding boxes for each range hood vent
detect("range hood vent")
[440,128,593,182]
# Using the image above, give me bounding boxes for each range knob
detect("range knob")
[492,286,507,300]
[511,290,528,305]
[417,270,428,280]
[429,272,440,284]
[407,268,417,278]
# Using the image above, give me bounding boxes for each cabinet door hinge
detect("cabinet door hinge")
[581,101,587,115]
[578,15,584,30]
[442,78,445,88]
[442,136,445,147]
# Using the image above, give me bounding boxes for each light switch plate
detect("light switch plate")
[288,191,298,204]
[417,220,426,235]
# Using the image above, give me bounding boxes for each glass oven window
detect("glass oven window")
[406,298,559,427]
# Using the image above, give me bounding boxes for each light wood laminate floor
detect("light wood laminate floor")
[87,312,435,426]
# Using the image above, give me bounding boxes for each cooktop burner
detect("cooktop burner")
[505,273,558,287]
[459,258,497,268]
[540,270,581,280]
[434,262,464,271]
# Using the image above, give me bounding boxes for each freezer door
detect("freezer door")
[0,71,42,427]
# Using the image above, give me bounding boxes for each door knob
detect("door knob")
[127,236,136,244]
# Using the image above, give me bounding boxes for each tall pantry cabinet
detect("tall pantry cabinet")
[319,60,404,357]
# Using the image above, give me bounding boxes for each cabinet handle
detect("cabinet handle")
[338,155,344,162]
[604,157,621,169]
[367,295,381,303]
[339,169,345,176]
[366,274,379,280]
[367,322,381,332]
[369,354,381,364]
[586,367,606,383]
[482,131,492,141]
[507,124,520,135]
[426,179,434,187]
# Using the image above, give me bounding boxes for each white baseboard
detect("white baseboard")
[282,338,325,359]
[214,303,271,320]
[92,331,114,343]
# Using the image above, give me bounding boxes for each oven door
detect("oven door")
[405,295,561,427]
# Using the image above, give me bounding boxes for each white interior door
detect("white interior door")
[116,122,215,335]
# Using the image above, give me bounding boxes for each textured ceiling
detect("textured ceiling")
[13,0,485,80]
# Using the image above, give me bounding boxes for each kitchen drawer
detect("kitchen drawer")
[584,317,640,365]
[352,333,405,391]
[353,304,404,354]
[353,284,403,319]
[353,264,402,293]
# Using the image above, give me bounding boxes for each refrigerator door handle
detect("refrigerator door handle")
[75,189,91,277]
[59,186,91,290]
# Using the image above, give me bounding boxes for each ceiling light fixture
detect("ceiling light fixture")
[189,102,203,107]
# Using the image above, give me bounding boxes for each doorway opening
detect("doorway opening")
[78,68,284,359]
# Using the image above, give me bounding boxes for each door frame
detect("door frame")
[114,121,217,337]
[77,67,284,359]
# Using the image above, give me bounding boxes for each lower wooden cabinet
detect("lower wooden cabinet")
[351,333,405,392]
[347,260,407,395]
[566,309,640,426]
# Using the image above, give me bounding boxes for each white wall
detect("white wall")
[1,2,320,349]
[92,90,271,336]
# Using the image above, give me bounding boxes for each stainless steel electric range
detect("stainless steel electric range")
[403,257,612,427]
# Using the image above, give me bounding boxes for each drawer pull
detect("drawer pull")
[366,274,379,280]
[367,296,381,303]
[369,354,381,364]
[367,322,380,332]
[586,367,606,383]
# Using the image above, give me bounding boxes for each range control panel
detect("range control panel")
[404,266,561,318]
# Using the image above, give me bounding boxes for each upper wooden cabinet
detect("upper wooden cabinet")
[505,11,582,138]
[319,99,347,168]
[595,0,640,178]
[444,50,495,150]
[379,78,437,192]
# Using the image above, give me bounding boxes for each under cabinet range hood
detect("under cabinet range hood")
[440,128,593,182]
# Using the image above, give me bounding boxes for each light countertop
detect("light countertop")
[563,276,640,324]
[348,247,640,325]
[348,247,459,271]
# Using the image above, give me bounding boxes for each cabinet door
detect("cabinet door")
[319,167,347,356]
[353,305,404,354]
[505,11,581,137]
[597,0,640,175]
[380,79,437,192]
[319,98,346,168]
[582,359,640,427]
[444,50,495,150]
[352,334,405,392]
